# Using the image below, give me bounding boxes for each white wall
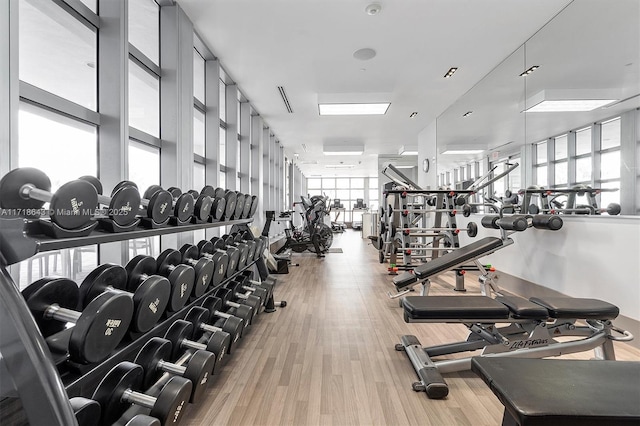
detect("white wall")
[417,121,437,189]
[455,215,640,321]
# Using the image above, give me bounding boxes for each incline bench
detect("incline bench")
[471,357,640,426]
[396,295,633,399]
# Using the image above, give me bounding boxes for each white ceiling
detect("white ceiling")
[178,0,573,177]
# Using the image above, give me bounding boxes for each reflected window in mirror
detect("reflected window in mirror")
[534,141,548,187]
[553,135,568,187]
[574,127,592,185]
[598,118,621,206]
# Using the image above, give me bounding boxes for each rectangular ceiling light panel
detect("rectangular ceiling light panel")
[441,149,484,155]
[525,99,617,112]
[318,103,390,115]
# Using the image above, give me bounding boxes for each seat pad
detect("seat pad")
[496,296,549,319]
[530,297,619,320]
[403,296,510,320]
[393,272,417,290]
[414,237,504,279]
[471,358,640,426]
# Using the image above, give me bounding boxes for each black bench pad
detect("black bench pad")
[496,296,549,319]
[393,272,417,290]
[530,297,619,320]
[403,296,510,320]
[414,237,504,279]
[471,357,640,426]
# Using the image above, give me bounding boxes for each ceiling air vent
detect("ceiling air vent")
[277,86,293,113]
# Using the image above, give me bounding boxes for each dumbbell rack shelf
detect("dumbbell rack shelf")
[0,216,255,426]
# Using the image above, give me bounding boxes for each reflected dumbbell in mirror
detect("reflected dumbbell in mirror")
[23,277,133,364]
[134,337,215,403]
[92,361,192,426]
[165,187,195,224]
[183,306,232,361]
[78,176,141,229]
[126,255,192,313]
[79,264,170,333]
[178,245,215,297]
[0,167,98,230]
[164,320,227,372]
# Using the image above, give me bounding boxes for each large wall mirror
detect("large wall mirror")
[436,0,640,215]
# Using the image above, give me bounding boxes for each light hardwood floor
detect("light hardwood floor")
[184,230,640,426]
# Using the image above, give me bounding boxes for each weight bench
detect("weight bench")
[396,295,633,399]
[390,236,511,298]
[471,357,640,425]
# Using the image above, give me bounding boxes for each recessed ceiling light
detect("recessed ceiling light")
[525,99,616,112]
[395,165,416,169]
[353,48,377,61]
[318,103,390,115]
[519,65,539,77]
[444,67,458,78]
[365,3,382,15]
[462,111,473,117]
[441,149,484,155]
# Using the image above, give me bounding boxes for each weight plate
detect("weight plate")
[69,397,101,426]
[70,291,133,364]
[226,248,240,277]
[197,240,215,257]
[79,264,127,307]
[23,277,80,337]
[167,187,182,198]
[166,265,195,312]
[174,193,195,222]
[143,185,163,200]
[0,167,51,211]
[133,275,171,333]
[194,195,213,221]
[157,249,182,276]
[192,258,214,297]
[111,180,138,196]
[49,179,97,229]
[78,175,103,195]
[92,362,144,426]
[214,187,226,199]
[242,194,253,219]
[248,195,258,217]
[125,415,160,426]
[109,185,140,227]
[150,377,192,426]
[184,350,215,402]
[224,191,237,219]
[147,190,172,224]
[235,193,245,219]
[164,320,194,360]
[204,332,229,365]
[125,255,157,292]
[200,296,223,317]
[200,185,215,198]
[212,197,226,220]
[134,337,173,389]
[211,252,229,288]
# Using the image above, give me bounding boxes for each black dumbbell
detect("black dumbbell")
[213,236,247,274]
[222,281,262,317]
[178,245,215,297]
[215,287,255,326]
[155,250,198,304]
[195,240,229,289]
[248,195,258,217]
[79,264,170,333]
[70,397,101,426]
[234,192,246,219]
[23,277,133,364]
[204,238,240,279]
[192,192,213,222]
[0,167,97,229]
[78,176,141,227]
[200,185,226,221]
[222,190,237,220]
[184,307,232,360]
[134,337,215,403]
[125,414,161,426]
[164,320,226,369]
[241,193,253,218]
[92,361,191,426]
[200,296,244,342]
[229,232,257,262]
[166,187,196,223]
[222,235,250,270]
[140,185,173,225]
[230,276,268,307]
[126,255,192,313]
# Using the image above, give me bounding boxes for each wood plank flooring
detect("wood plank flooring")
[184,230,640,426]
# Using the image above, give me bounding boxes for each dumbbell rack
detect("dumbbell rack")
[0,216,257,426]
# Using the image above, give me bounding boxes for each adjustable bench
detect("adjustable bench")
[471,357,640,425]
[396,295,633,399]
[391,236,511,297]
